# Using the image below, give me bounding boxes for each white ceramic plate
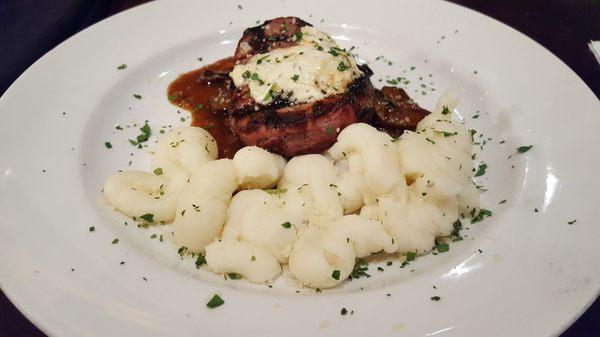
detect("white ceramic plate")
[1,0,598,336]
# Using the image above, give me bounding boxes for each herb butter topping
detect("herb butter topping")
[230,26,362,105]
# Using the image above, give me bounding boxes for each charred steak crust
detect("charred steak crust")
[234,17,312,60]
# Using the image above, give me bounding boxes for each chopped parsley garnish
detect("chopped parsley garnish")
[441,106,450,115]
[251,255,256,262]
[434,130,458,137]
[133,94,142,99]
[386,79,399,85]
[331,269,341,280]
[435,241,449,253]
[265,188,287,194]
[471,208,492,223]
[250,72,265,85]
[341,308,348,315]
[139,213,154,223]
[337,61,349,71]
[406,252,416,261]
[326,126,334,134]
[227,273,243,279]
[104,142,113,149]
[328,48,339,57]
[291,74,300,82]
[89,226,95,232]
[117,64,127,70]
[451,219,462,238]
[517,145,533,153]
[153,167,163,175]
[474,163,488,177]
[206,294,225,309]
[263,83,277,102]
[294,31,303,41]
[195,254,207,268]
[430,296,441,301]
[281,222,292,229]
[426,137,436,144]
[256,55,269,64]
[499,199,507,204]
[349,258,370,279]
[242,70,252,79]
[112,238,119,244]
[177,246,188,256]
[129,122,152,146]
[168,94,179,101]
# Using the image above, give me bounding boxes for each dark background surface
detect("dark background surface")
[0,0,598,336]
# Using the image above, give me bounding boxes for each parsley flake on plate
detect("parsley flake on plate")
[517,145,533,153]
[206,294,225,309]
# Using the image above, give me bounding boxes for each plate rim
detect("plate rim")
[0,0,598,336]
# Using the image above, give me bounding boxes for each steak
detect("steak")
[218,17,428,157]
[223,17,375,156]
[228,74,375,156]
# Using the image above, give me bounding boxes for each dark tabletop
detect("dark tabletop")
[0,0,598,336]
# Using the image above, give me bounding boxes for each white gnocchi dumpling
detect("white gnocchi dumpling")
[222,189,277,239]
[397,113,478,214]
[205,239,282,283]
[288,227,355,289]
[103,171,180,222]
[153,127,218,175]
[223,189,309,263]
[279,154,344,227]
[372,192,448,254]
[239,206,299,263]
[325,214,396,258]
[333,153,365,213]
[328,123,405,205]
[172,159,238,253]
[233,146,286,189]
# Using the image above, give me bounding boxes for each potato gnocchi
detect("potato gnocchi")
[103,95,480,289]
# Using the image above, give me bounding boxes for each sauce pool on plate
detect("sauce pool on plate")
[167,57,242,159]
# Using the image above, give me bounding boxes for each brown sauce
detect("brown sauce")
[167,57,242,159]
